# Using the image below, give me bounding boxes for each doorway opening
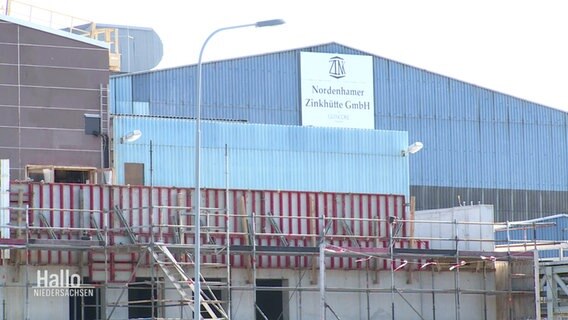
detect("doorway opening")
[256,279,288,320]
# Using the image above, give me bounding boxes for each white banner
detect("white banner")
[300,52,375,129]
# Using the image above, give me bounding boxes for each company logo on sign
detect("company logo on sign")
[301,52,374,129]
[328,56,346,79]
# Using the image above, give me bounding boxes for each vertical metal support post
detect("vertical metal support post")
[149,139,153,188]
[545,265,554,318]
[533,250,541,320]
[149,141,156,317]
[150,246,156,318]
[431,268,436,320]
[298,266,303,320]
[389,219,395,320]
[507,253,513,320]
[224,144,232,319]
[482,262,487,320]
[506,221,511,254]
[365,267,371,320]
[24,205,29,320]
[252,210,258,318]
[103,210,109,320]
[453,219,461,320]
[319,213,326,320]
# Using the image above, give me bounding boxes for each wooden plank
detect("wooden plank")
[310,195,318,284]
[240,195,252,284]
[373,215,380,284]
[406,196,415,284]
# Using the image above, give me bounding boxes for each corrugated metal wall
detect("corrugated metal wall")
[109,42,568,221]
[113,116,410,196]
[109,42,568,191]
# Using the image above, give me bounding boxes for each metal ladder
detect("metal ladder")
[99,84,110,135]
[150,243,229,320]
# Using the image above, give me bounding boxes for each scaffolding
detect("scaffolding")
[0,182,539,320]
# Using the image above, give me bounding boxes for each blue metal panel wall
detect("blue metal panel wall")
[113,116,409,196]
[110,42,568,192]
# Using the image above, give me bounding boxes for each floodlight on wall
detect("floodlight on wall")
[120,130,142,144]
[401,141,423,157]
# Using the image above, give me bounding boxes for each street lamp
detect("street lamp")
[194,18,285,319]
[401,141,423,157]
[120,130,154,186]
[120,129,142,144]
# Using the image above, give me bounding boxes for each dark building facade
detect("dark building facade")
[0,15,110,181]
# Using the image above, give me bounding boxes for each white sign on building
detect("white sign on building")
[300,52,375,129]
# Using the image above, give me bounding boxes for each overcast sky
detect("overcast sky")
[6,0,568,111]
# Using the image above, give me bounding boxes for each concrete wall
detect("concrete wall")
[0,265,79,320]
[415,205,495,252]
[0,264,497,320]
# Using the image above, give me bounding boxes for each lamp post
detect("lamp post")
[194,18,285,320]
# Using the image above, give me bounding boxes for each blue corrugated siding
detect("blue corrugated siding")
[113,116,409,196]
[110,42,568,191]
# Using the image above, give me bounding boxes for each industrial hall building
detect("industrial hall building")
[0,4,562,319]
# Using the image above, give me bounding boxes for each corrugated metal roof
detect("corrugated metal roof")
[113,116,410,196]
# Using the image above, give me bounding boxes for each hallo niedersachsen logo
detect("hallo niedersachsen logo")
[328,56,345,79]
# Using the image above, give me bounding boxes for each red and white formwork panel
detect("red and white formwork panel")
[9,182,423,281]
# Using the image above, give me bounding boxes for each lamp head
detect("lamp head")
[402,141,423,157]
[121,129,142,144]
[255,19,286,28]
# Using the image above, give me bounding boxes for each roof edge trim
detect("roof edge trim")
[0,14,109,49]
